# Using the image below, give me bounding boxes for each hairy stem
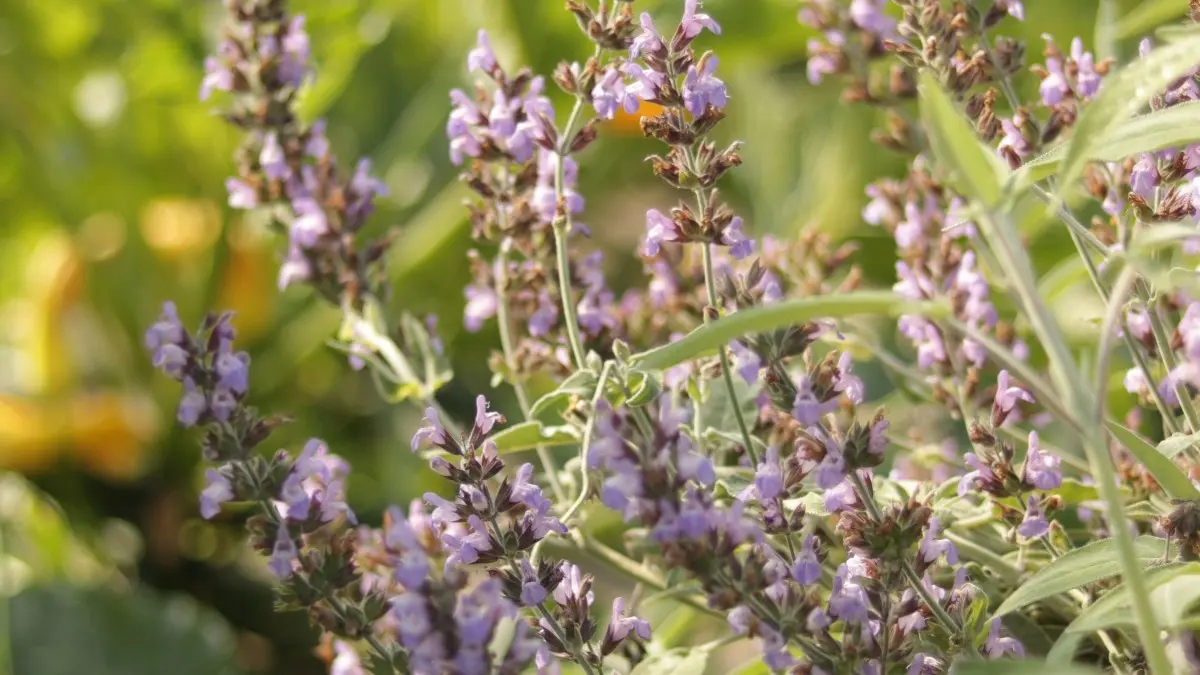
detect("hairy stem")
[700,242,759,465]
[495,243,567,504]
[1088,264,1172,674]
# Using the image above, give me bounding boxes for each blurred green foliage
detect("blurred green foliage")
[0,0,1170,672]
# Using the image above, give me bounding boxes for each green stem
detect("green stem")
[354,314,463,437]
[495,243,567,504]
[0,524,10,675]
[1090,265,1172,675]
[548,46,602,371]
[700,243,759,465]
[561,362,614,525]
[1138,283,1200,434]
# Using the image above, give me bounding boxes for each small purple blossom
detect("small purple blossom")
[680,0,722,39]
[642,208,683,256]
[917,517,959,565]
[993,370,1034,424]
[682,56,728,117]
[792,535,821,585]
[1021,431,1062,490]
[754,446,784,501]
[199,469,234,519]
[268,523,298,578]
[985,618,1026,659]
[466,30,497,74]
[1017,495,1050,539]
[605,597,652,643]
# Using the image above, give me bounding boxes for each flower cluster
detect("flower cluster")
[411,395,651,672]
[203,0,391,305]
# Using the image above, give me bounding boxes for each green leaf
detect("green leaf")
[1129,221,1200,258]
[1106,421,1200,499]
[699,374,758,440]
[1114,0,1188,39]
[12,585,243,675]
[628,649,709,675]
[489,421,580,453]
[1159,431,1200,458]
[917,71,1007,208]
[992,535,1171,617]
[1013,102,1200,191]
[628,292,945,371]
[951,660,1103,675]
[1049,563,1199,664]
[1054,35,1200,204]
[530,369,598,416]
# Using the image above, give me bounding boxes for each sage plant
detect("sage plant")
[149,0,1200,672]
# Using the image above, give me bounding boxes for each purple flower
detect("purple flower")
[199,469,234,519]
[330,641,364,675]
[642,208,682,256]
[1129,154,1160,199]
[985,618,1026,659]
[463,284,498,332]
[412,407,452,451]
[792,535,821,584]
[605,597,651,643]
[209,388,237,421]
[553,563,595,607]
[474,395,503,435]
[957,452,993,496]
[829,564,871,624]
[680,0,721,39]
[720,216,754,259]
[727,606,753,635]
[824,477,859,512]
[994,370,1033,421]
[592,69,635,119]
[277,16,311,87]
[1071,38,1101,99]
[225,178,258,209]
[259,133,289,180]
[214,345,250,394]
[1040,52,1070,106]
[754,446,784,501]
[834,352,865,404]
[1018,495,1050,538]
[629,12,664,59]
[760,627,796,671]
[466,30,496,73]
[682,56,728,117]
[385,506,431,589]
[998,118,1030,159]
[200,55,234,101]
[278,245,311,290]
[907,654,943,675]
[518,559,547,606]
[849,0,896,37]
[622,63,666,103]
[917,517,959,564]
[898,610,927,635]
[1021,431,1062,490]
[268,523,298,578]
[528,290,558,337]
[178,378,207,426]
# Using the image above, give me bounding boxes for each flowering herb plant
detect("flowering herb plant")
[148,0,1200,672]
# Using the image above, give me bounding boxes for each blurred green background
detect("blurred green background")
[0,0,1162,673]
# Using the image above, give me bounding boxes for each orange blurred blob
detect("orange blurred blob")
[67,393,159,481]
[609,100,663,135]
[0,396,62,473]
[140,198,221,259]
[217,222,275,340]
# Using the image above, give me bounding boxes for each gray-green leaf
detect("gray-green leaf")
[1106,421,1200,499]
[992,535,1171,617]
[629,292,944,371]
[489,421,580,453]
[628,649,709,675]
[917,71,1007,208]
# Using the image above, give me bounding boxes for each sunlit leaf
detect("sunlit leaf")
[1106,421,1200,499]
[992,535,1171,617]
[629,293,945,371]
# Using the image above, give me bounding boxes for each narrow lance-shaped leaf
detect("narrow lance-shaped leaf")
[1106,421,1200,499]
[628,292,946,371]
[1011,101,1200,192]
[992,536,1171,617]
[916,71,1007,208]
[1115,0,1189,39]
